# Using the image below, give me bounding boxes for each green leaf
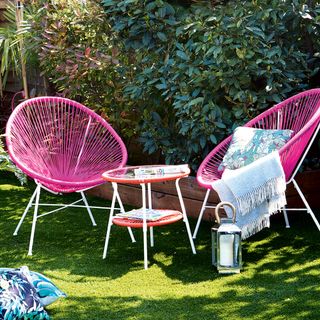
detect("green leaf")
[192,88,201,97]
[245,26,265,39]
[189,97,204,106]
[142,33,152,46]
[175,43,184,51]
[176,50,189,61]
[157,32,167,42]
[200,136,206,149]
[236,48,245,60]
[210,134,217,144]
[145,2,157,11]
[151,112,161,122]
[155,83,167,90]
[214,122,226,129]
[234,109,243,118]
[164,3,175,15]
[158,7,167,18]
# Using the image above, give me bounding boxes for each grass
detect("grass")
[1,172,320,319]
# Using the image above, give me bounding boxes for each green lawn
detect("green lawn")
[0,172,320,319]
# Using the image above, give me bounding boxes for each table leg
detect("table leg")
[141,183,148,269]
[103,183,117,259]
[175,178,196,254]
[115,188,136,243]
[147,183,154,247]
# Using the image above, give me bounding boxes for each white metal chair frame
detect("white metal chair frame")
[6,97,130,255]
[13,181,129,256]
[193,123,320,239]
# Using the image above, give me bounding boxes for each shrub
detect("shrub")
[102,0,320,169]
[29,0,137,138]
[28,0,320,169]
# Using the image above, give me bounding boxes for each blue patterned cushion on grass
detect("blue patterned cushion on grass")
[0,267,66,306]
[220,127,294,170]
[28,271,67,306]
[0,270,50,320]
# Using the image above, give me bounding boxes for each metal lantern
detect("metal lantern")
[211,222,219,267]
[213,201,242,274]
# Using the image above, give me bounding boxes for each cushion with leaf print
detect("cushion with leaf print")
[0,269,50,320]
[27,270,66,306]
[0,267,66,307]
[219,127,294,170]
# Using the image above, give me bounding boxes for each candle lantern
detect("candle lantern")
[211,222,219,267]
[213,201,242,274]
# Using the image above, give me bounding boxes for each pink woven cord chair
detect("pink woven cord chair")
[193,88,320,238]
[6,96,128,255]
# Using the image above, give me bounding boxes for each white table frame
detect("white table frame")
[103,178,196,269]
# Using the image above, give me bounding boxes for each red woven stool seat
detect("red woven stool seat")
[112,210,183,228]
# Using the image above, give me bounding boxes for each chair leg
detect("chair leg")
[176,179,196,255]
[193,189,211,239]
[292,179,320,231]
[80,191,97,226]
[282,206,290,228]
[28,185,41,256]
[13,186,38,236]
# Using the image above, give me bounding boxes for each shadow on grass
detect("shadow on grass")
[48,277,320,320]
[1,174,320,275]
[0,173,215,281]
[1,173,320,319]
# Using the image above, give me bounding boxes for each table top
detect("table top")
[102,164,190,184]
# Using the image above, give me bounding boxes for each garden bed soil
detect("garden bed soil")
[87,169,320,221]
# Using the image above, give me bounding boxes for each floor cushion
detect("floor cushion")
[0,269,50,320]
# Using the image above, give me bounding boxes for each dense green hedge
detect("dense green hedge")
[30,0,320,169]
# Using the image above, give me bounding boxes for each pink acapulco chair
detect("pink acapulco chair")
[6,96,128,255]
[193,88,320,239]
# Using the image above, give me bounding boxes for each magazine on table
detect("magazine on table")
[115,208,177,221]
[134,164,189,177]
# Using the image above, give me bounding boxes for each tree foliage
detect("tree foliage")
[25,0,320,169]
[102,0,320,168]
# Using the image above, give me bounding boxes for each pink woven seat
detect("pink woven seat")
[6,96,127,255]
[193,89,320,238]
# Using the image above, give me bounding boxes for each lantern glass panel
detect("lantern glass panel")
[211,225,219,266]
[217,220,242,274]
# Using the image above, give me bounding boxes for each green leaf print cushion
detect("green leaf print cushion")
[219,127,294,170]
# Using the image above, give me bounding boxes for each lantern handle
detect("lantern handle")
[215,201,236,224]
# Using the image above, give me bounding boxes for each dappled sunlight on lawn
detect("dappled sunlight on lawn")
[1,172,320,319]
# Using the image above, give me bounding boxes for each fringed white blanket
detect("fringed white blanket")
[212,152,287,239]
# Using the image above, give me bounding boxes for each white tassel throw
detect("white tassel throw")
[212,152,287,239]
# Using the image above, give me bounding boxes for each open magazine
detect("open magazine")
[115,209,178,221]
